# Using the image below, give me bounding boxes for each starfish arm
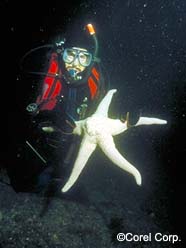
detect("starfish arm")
[94,89,117,117]
[61,135,96,193]
[107,119,128,136]
[136,117,167,126]
[98,134,142,186]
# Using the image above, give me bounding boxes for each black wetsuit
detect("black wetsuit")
[7,50,108,193]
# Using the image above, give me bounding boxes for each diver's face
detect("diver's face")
[63,47,92,79]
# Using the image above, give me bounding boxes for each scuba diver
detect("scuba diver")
[6,23,109,193]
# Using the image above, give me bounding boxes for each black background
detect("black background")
[1,0,186,245]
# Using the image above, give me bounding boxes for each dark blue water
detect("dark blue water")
[1,0,185,247]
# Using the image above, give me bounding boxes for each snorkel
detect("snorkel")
[86,23,99,64]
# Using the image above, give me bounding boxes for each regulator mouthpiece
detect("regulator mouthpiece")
[68,69,82,80]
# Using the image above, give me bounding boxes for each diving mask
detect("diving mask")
[63,47,92,67]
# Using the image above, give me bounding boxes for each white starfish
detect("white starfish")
[61,89,167,193]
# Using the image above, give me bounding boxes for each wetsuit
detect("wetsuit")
[7,49,108,193]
